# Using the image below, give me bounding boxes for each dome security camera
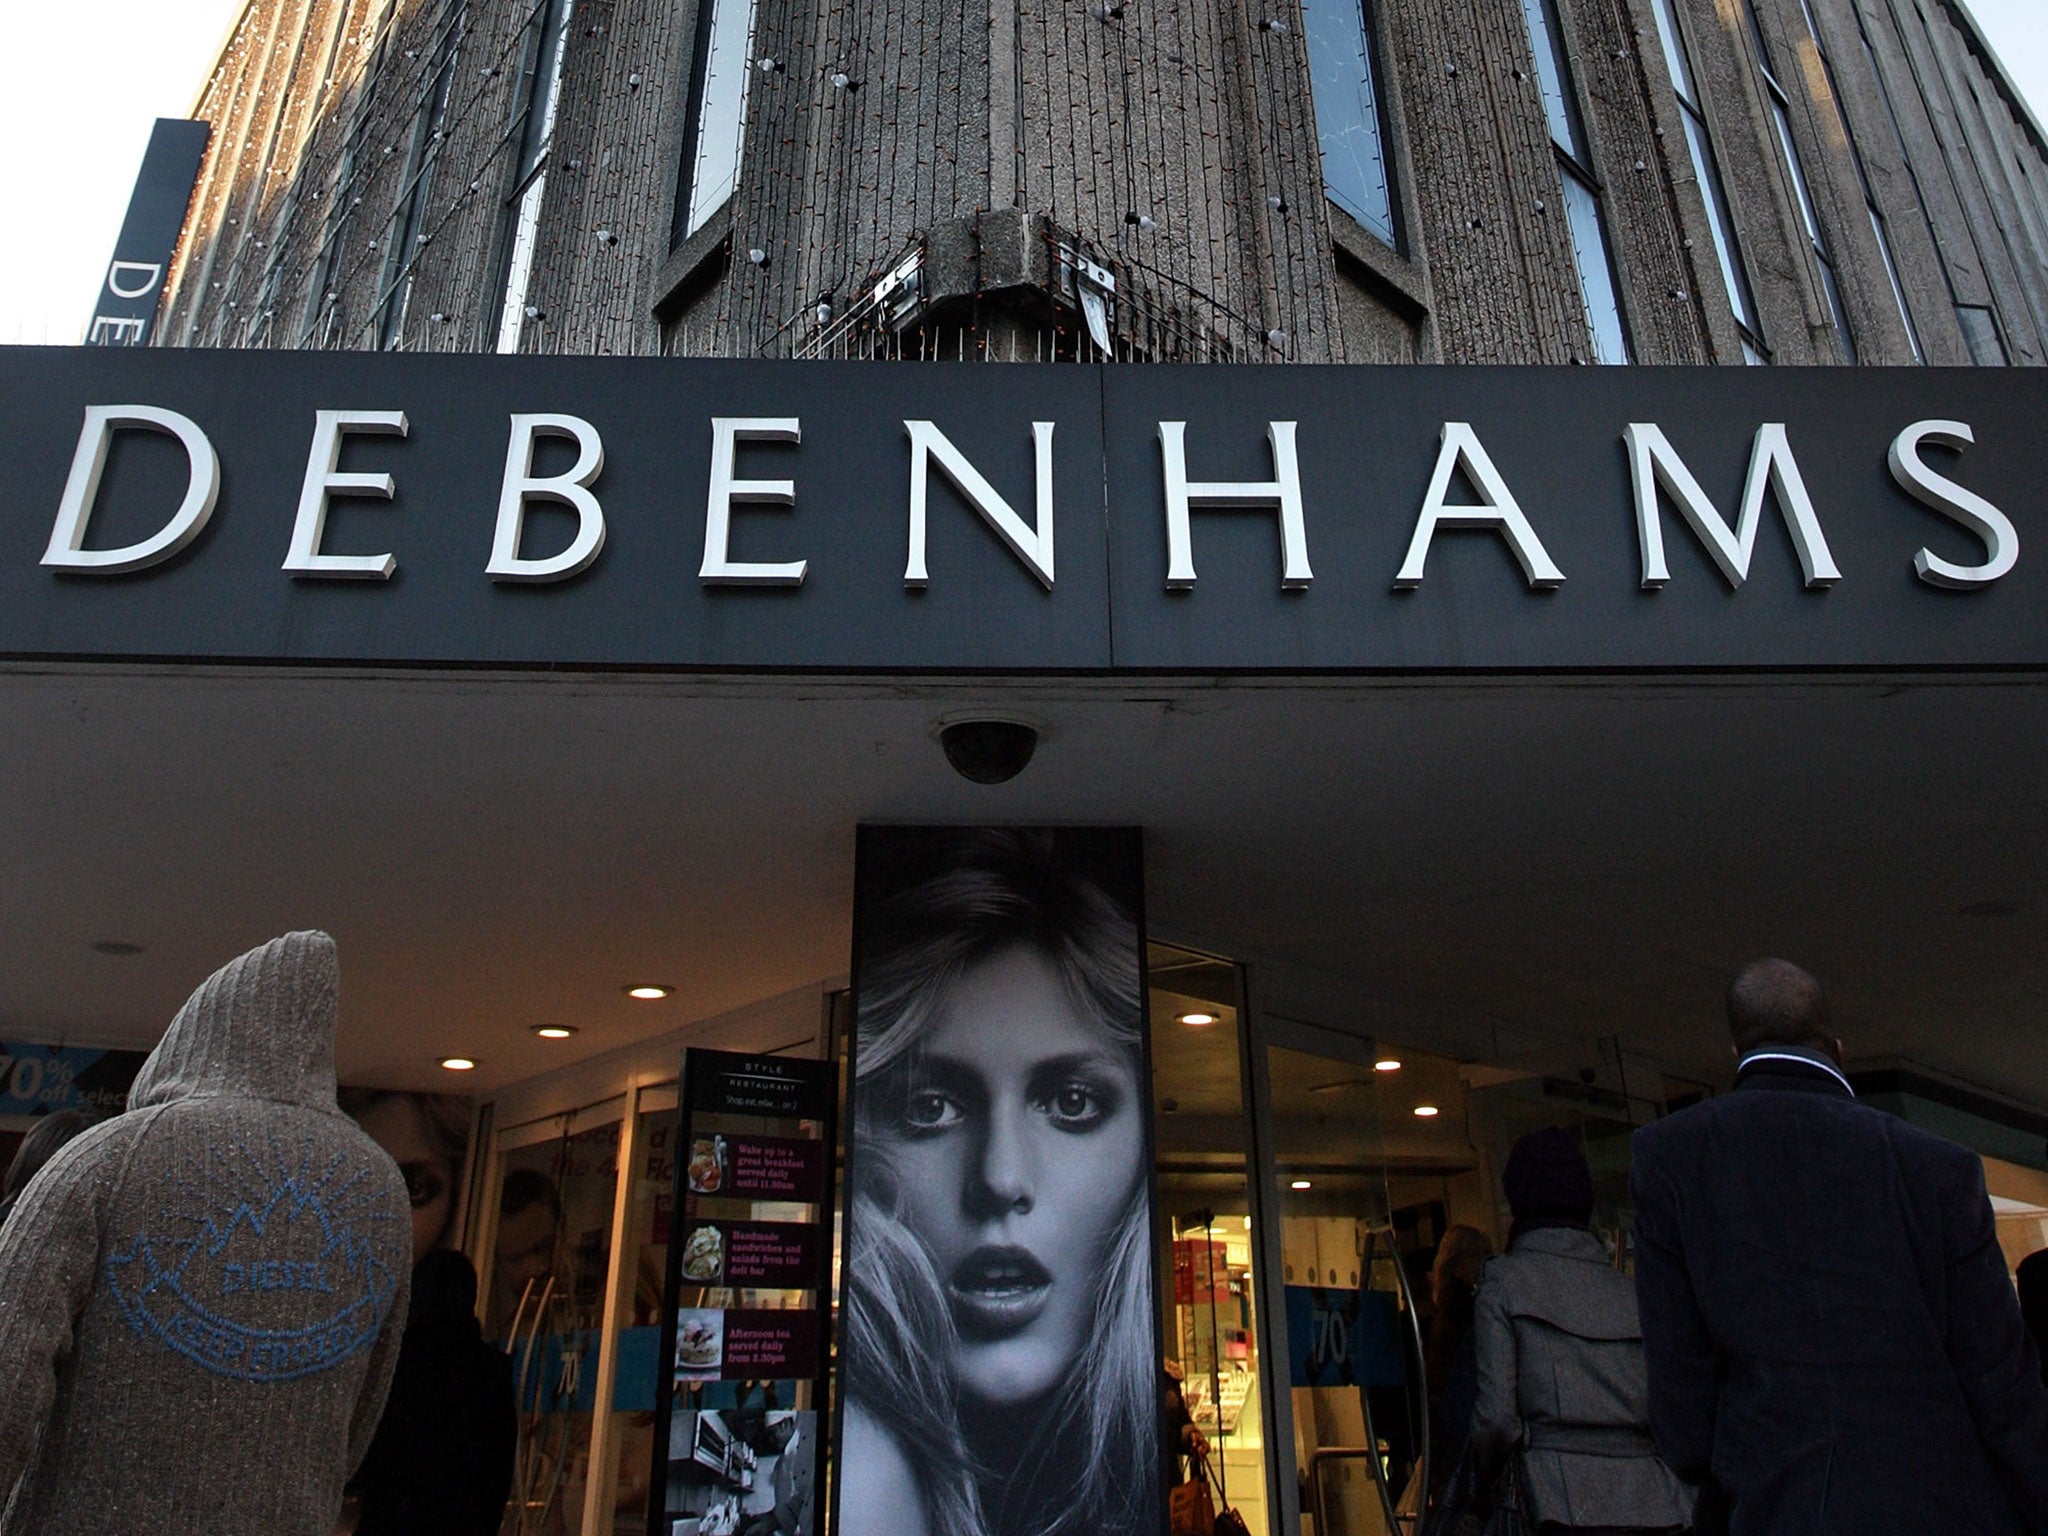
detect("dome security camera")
[937,717,1040,785]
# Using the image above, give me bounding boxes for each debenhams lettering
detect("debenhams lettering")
[40,404,2015,592]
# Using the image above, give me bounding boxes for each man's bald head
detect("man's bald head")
[1727,958,1836,1058]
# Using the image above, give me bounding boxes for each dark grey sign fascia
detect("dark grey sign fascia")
[85,121,211,348]
[1,345,2041,674]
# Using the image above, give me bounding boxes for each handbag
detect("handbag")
[1201,1452,1253,1536]
[1423,1446,1529,1536]
[1167,1468,1214,1536]
[1171,1450,1252,1536]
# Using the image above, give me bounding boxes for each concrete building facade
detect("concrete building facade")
[158,0,2048,369]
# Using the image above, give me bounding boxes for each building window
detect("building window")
[1742,0,1854,362]
[1519,0,1630,363]
[671,0,758,246]
[377,14,463,349]
[1648,0,1767,361]
[495,0,576,354]
[1302,0,1398,248]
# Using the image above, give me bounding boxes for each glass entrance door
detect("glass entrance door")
[1259,1022,1483,1536]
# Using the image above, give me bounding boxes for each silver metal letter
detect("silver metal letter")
[1626,421,1840,589]
[489,413,607,582]
[1157,420,1310,589]
[703,418,806,586]
[1394,423,1564,590]
[1889,420,2017,589]
[904,420,1056,589]
[42,404,221,574]
[284,408,408,580]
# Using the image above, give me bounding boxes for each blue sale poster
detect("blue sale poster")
[1284,1284,1408,1389]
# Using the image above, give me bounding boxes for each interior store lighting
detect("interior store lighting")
[1176,1010,1219,1027]
[1413,1104,1440,1118]
[625,984,673,1000]
[439,1057,477,1072]
[1290,1178,1313,1190]
[532,1024,577,1039]
[1374,1058,1402,1072]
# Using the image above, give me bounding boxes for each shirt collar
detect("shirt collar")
[1736,1047,1855,1097]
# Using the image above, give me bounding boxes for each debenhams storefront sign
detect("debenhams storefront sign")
[1,347,2041,672]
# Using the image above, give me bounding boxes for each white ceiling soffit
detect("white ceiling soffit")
[4,664,2046,1108]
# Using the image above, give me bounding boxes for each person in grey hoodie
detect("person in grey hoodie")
[0,930,412,1534]
[1466,1129,1693,1535]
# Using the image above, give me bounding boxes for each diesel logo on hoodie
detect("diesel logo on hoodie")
[102,1135,405,1384]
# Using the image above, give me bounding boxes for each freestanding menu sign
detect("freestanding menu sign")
[649,1048,836,1536]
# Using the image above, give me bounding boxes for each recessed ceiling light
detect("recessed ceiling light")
[1177,1011,1219,1027]
[439,1056,478,1072]
[1290,1178,1313,1190]
[625,984,673,1000]
[1374,1058,1402,1072]
[532,1024,577,1040]
[1413,1104,1440,1118]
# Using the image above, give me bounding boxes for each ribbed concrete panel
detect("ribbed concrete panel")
[161,0,2048,366]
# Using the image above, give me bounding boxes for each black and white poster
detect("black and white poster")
[836,827,1160,1536]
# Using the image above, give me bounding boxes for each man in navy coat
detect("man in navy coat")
[1630,959,2048,1535]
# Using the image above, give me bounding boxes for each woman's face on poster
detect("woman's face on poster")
[880,941,1144,1407]
[354,1094,456,1262]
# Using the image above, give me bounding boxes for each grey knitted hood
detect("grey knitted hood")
[127,930,343,1112]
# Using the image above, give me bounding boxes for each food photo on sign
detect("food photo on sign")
[837,826,1161,1536]
[675,1308,725,1383]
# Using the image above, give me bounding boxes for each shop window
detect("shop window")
[495,0,577,354]
[1742,0,1855,363]
[1302,0,1399,249]
[486,1110,621,1534]
[670,0,758,247]
[1149,943,1274,1536]
[1518,0,1631,364]
[1648,0,1768,361]
[376,12,464,350]
[578,1092,684,1533]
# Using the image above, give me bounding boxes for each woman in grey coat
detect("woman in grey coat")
[1467,1129,1693,1535]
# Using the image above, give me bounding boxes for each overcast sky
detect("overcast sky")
[2,0,2045,344]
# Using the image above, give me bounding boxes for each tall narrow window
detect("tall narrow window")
[1302,0,1398,248]
[495,0,575,354]
[1743,0,1854,361]
[377,13,463,349]
[1649,0,1767,361]
[1520,0,1630,362]
[1792,0,1921,360]
[672,0,758,245]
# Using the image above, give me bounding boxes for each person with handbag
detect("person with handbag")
[1464,1129,1693,1536]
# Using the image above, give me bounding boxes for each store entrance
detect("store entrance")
[1264,1020,1450,1536]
